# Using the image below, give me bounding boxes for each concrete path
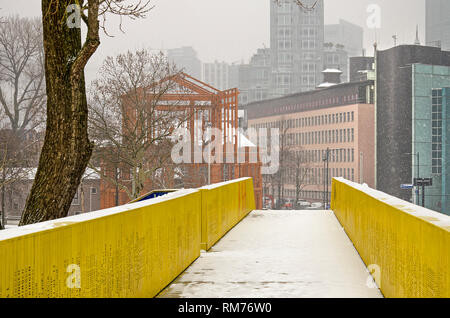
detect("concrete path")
[158,210,383,298]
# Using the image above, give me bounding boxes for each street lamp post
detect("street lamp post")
[405,152,420,205]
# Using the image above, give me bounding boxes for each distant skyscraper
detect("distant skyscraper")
[270,0,324,97]
[202,61,231,91]
[324,20,364,58]
[426,0,450,50]
[238,48,271,105]
[167,47,201,79]
[323,44,348,82]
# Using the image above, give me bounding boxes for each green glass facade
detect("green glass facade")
[412,64,450,215]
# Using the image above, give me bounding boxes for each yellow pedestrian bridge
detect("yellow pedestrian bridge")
[0,178,448,298]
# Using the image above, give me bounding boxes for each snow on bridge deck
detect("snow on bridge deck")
[158,210,383,298]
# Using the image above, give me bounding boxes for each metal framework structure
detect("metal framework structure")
[100,73,262,209]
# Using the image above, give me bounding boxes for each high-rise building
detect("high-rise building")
[323,44,348,82]
[167,47,202,79]
[238,48,271,105]
[202,61,231,91]
[324,20,364,58]
[426,0,450,50]
[270,0,324,97]
[324,19,364,82]
[376,45,450,215]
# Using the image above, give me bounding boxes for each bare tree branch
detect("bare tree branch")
[89,49,193,200]
[274,0,318,11]
[0,16,46,136]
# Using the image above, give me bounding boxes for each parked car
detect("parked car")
[297,199,311,209]
[311,202,323,209]
[281,198,294,210]
[305,202,324,211]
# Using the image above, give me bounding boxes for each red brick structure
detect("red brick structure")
[100,73,262,209]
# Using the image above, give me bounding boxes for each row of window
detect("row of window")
[276,16,320,26]
[277,27,317,38]
[432,88,443,174]
[287,148,355,164]
[253,111,355,130]
[277,39,318,50]
[285,128,355,146]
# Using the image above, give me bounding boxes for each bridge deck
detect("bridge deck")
[158,210,383,298]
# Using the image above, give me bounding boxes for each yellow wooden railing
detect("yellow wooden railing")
[200,178,256,250]
[331,177,450,298]
[0,178,255,298]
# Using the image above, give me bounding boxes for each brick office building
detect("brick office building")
[244,79,375,205]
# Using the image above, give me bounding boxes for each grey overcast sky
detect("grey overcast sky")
[0,0,425,81]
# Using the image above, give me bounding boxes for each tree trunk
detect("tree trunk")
[20,0,99,225]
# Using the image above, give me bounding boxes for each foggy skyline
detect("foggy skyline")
[0,0,425,81]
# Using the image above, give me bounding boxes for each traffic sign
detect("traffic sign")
[414,178,433,187]
[400,184,413,190]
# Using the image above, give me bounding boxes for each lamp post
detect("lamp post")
[405,152,420,205]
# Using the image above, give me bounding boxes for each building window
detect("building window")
[432,88,443,174]
[72,191,80,206]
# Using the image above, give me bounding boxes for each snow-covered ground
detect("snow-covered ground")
[158,210,383,298]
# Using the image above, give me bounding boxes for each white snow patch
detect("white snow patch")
[158,210,383,298]
[200,177,252,190]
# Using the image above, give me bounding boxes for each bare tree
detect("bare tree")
[20,0,312,224]
[0,16,46,136]
[0,15,46,228]
[263,117,312,210]
[20,0,152,225]
[274,0,318,10]
[88,50,191,201]
[0,134,39,229]
[284,147,310,209]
